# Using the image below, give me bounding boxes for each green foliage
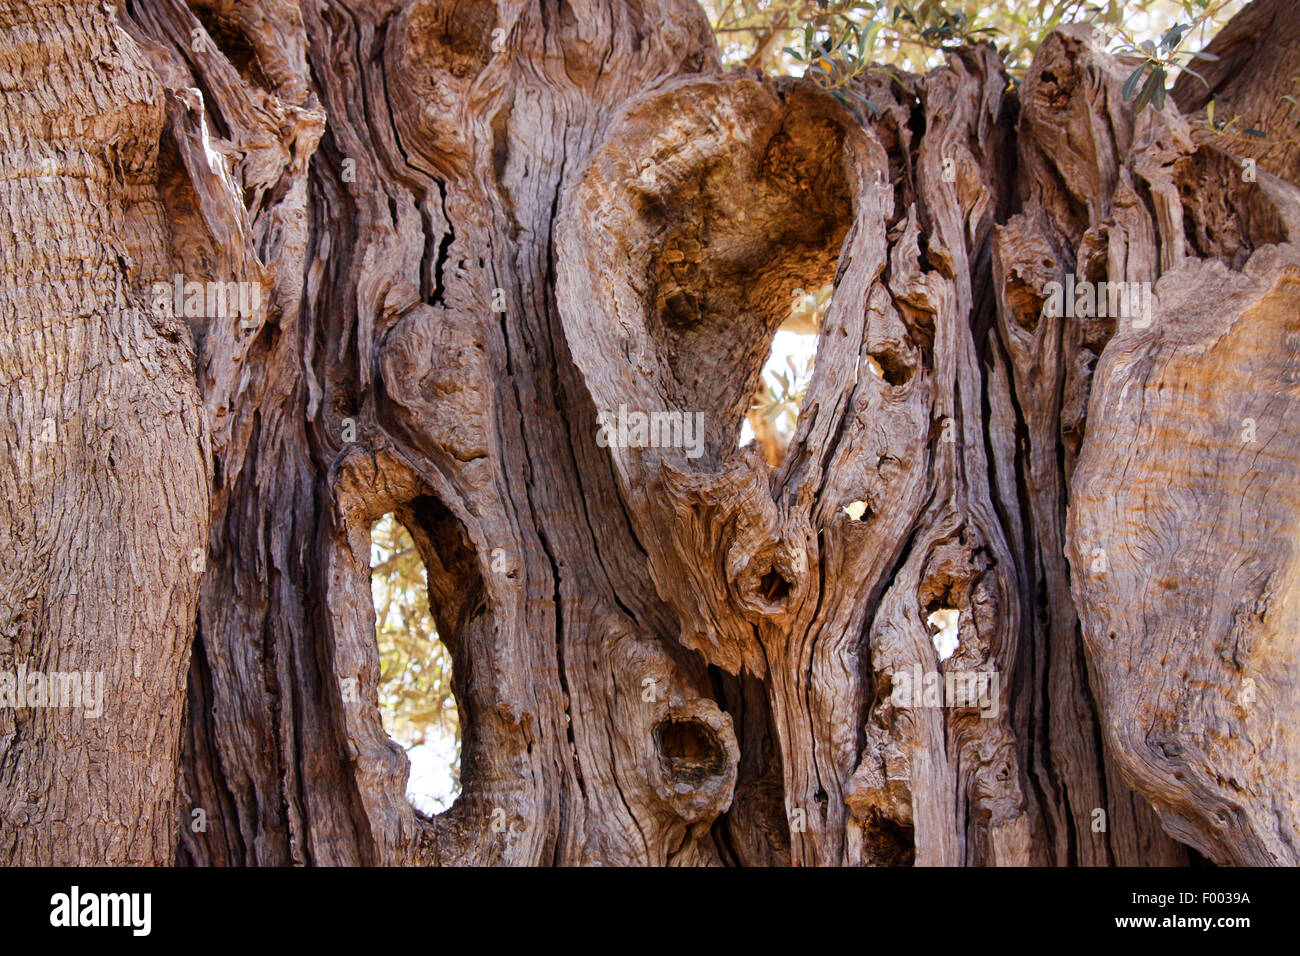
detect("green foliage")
[703,0,1244,94]
[370,513,460,792]
[789,282,833,331]
[1281,77,1300,124]
[783,18,888,118]
[1111,3,1230,115]
[753,352,815,436]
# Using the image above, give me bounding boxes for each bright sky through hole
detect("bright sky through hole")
[405,734,459,815]
[740,329,820,446]
[928,608,961,662]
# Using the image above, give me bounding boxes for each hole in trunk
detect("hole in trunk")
[190,9,274,93]
[642,93,852,466]
[862,811,916,866]
[741,284,828,467]
[654,716,726,786]
[370,512,461,815]
[926,606,961,661]
[866,346,914,386]
[759,570,792,603]
[1176,147,1286,269]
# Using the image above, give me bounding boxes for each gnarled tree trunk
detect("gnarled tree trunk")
[3,0,1299,866]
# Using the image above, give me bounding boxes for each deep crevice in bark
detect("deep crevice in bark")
[7,0,1300,867]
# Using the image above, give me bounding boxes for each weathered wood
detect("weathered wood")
[1173,0,1300,186]
[0,0,209,865]
[992,26,1190,865]
[3,0,1299,866]
[1067,94,1300,864]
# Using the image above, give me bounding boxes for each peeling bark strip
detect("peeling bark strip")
[2,0,1299,865]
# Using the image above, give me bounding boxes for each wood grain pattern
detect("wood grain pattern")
[1,0,1297,865]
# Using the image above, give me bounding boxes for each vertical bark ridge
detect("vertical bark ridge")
[0,0,208,865]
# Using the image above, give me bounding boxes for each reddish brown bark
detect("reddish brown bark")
[2,0,1298,866]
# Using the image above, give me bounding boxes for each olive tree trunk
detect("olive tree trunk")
[3,0,1299,866]
[0,0,209,865]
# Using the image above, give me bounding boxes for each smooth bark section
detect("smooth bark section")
[1070,242,1300,866]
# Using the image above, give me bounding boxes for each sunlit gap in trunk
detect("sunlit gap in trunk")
[370,513,461,815]
[926,607,962,662]
[741,283,831,467]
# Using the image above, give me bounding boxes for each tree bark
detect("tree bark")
[3,0,1299,866]
[0,0,209,865]
[1173,0,1300,185]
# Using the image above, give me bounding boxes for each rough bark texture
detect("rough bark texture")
[0,0,209,865]
[3,0,1299,865]
[1173,0,1300,186]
